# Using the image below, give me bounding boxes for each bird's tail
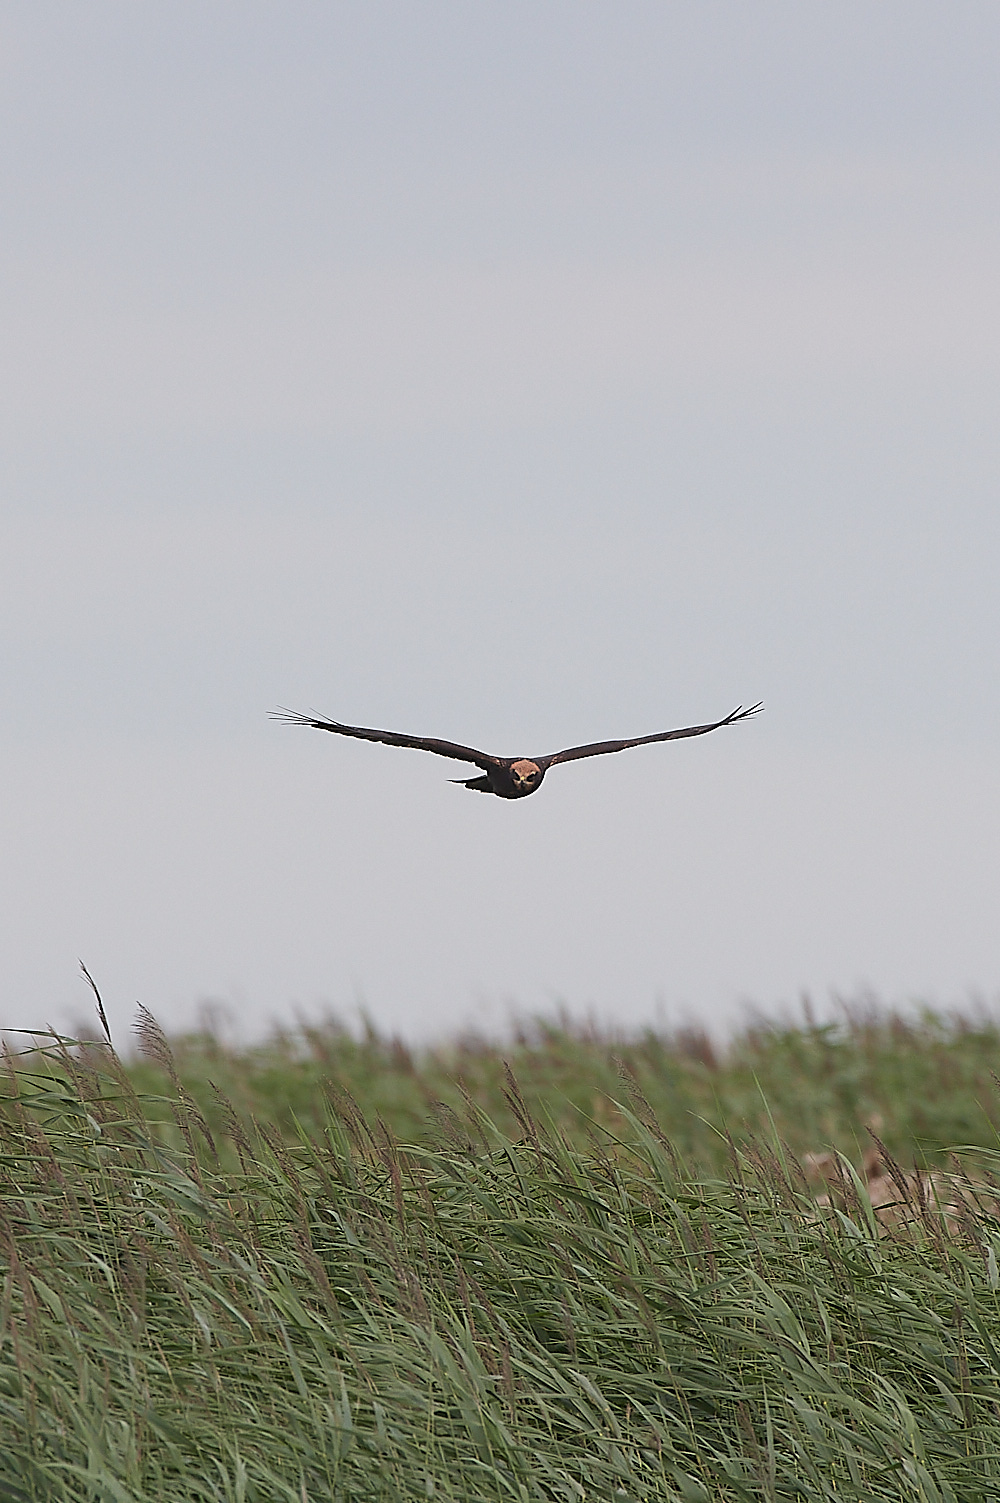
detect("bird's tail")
[450,775,493,794]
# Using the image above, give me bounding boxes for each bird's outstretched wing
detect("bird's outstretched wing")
[271,709,501,769]
[539,702,763,768]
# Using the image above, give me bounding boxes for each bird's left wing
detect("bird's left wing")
[271,709,501,769]
[539,702,763,768]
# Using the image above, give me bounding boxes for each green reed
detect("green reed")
[3,1019,1000,1500]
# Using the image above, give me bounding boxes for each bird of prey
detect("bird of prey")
[272,701,762,799]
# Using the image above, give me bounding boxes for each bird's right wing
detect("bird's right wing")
[271,709,501,769]
[540,702,763,767]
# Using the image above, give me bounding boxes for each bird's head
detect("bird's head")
[509,759,543,796]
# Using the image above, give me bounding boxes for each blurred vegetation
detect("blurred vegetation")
[119,1002,1000,1172]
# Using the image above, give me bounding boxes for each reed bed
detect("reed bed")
[3,1018,1000,1499]
[126,1003,1000,1171]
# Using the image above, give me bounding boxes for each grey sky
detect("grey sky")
[2,3,998,1043]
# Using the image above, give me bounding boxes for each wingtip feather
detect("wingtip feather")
[270,706,323,727]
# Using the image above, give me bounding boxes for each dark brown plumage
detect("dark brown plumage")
[272,702,762,799]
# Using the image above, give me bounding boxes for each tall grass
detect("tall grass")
[4,1015,1000,1499]
[126,1004,1000,1170]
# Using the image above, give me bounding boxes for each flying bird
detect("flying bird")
[272,701,762,799]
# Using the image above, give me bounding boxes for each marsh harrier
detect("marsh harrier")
[273,702,762,799]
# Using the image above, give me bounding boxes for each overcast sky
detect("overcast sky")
[2,3,999,1046]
